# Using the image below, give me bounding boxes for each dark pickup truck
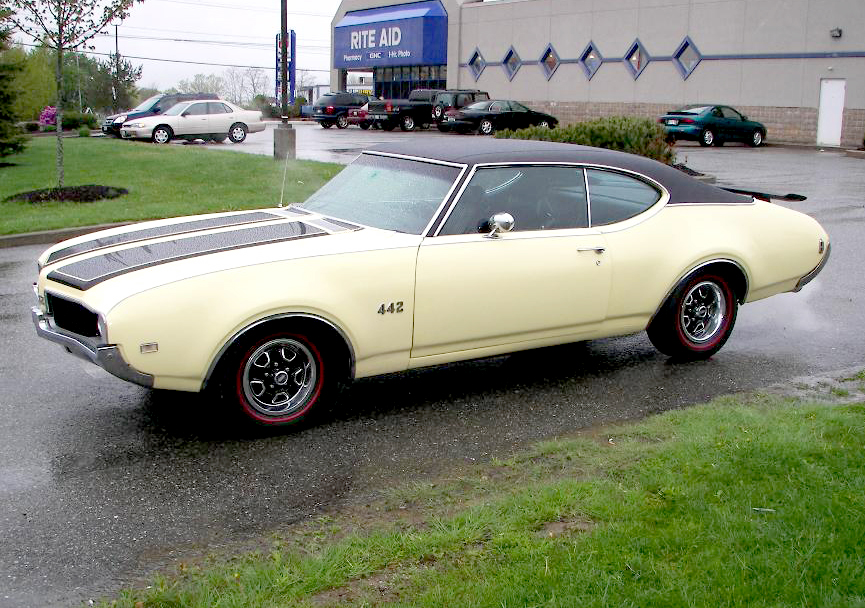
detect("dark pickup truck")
[366,89,440,132]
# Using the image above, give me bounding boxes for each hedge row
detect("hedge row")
[495,116,675,165]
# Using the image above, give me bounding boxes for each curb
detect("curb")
[0,222,132,249]
[845,149,865,159]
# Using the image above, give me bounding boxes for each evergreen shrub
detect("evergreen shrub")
[495,115,675,165]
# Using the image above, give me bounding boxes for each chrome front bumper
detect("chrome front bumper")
[31,307,154,388]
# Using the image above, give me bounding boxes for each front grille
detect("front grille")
[46,293,100,338]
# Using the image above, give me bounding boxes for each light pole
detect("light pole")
[110,18,122,112]
[274,0,296,160]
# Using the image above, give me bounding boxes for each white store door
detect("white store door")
[816,79,846,146]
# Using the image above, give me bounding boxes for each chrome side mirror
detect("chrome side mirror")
[484,212,514,238]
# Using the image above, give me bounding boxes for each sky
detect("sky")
[15,0,343,92]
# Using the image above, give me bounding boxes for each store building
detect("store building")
[331,0,864,146]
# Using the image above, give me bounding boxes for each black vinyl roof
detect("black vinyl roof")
[368,139,751,205]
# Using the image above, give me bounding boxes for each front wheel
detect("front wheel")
[538,120,551,129]
[233,332,327,426]
[336,114,349,129]
[647,272,738,360]
[479,119,494,135]
[748,130,763,147]
[432,105,444,120]
[228,123,247,143]
[699,128,715,147]
[400,115,416,131]
[359,122,370,130]
[320,121,333,129]
[152,126,172,144]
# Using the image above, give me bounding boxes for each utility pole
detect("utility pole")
[274,0,296,160]
[110,18,122,112]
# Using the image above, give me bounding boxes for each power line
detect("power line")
[119,24,331,45]
[95,31,330,52]
[16,42,330,72]
[150,0,331,16]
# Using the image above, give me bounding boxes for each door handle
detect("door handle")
[576,246,605,253]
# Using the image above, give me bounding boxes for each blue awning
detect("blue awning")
[333,1,448,69]
[335,1,447,28]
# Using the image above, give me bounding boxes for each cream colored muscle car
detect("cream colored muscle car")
[32,139,830,425]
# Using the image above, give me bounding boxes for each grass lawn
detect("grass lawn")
[0,136,343,235]
[101,373,865,607]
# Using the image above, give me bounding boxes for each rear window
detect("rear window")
[587,169,661,226]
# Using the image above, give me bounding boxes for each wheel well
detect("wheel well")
[687,261,748,304]
[154,124,172,134]
[204,315,355,392]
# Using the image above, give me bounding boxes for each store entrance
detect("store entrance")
[373,65,447,99]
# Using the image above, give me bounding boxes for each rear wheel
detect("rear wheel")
[400,115,416,131]
[232,331,328,426]
[647,272,738,360]
[336,114,349,129]
[359,122,370,130]
[320,121,333,129]
[479,119,494,135]
[228,123,247,143]
[432,105,444,120]
[538,120,551,129]
[699,128,715,147]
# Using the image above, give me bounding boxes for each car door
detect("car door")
[509,101,534,129]
[207,102,233,133]
[179,102,210,135]
[719,106,746,141]
[488,101,510,129]
[411,165,611,361]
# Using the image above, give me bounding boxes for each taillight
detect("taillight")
[325,105,334,114]
[385,102,393,112]
[657,118,665,123]
[679,118,695,124]
[446,105,454,112]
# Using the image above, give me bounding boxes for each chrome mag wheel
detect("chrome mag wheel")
[679,281,725,343]
[241,338,318,418]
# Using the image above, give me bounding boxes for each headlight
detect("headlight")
[126,123,147,128]
[113,115,128,123]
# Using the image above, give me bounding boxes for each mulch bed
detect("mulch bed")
[5,184,128,203]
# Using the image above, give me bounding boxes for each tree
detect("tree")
[221,66,246,105]
[243,67,268,103]
[0,8,25,158]
[176,73,225,96]
[1,0,142,187]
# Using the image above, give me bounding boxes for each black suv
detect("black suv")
[101,92,219,137]
[312,92,369,129]
[432,90,490,125]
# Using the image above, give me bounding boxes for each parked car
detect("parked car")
[311,92,369,129]
[659,104,766,147]
[120,99,265,144]
[431,89,489,125]
[367,89,441,132]
[32,138,829,427]
[438,100,558,135]
[102,92,218,138]
[348,103,371,129]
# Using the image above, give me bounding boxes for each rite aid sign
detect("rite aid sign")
[333,1,447,69]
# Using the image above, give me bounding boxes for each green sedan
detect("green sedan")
[659,105,766,147]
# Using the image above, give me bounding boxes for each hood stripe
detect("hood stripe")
[45,211,286,265]
[48,221,325,291]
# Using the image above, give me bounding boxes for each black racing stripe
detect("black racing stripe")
[45,211,284,265]
[48,221,325,291]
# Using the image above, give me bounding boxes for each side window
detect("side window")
[711,107,723,118]
[490,101,505,113]
[456,94,471,107]
[586,169,660,226]
[721,106,742,120]
[440,166,589,235]
[186,103,208,115]
[207,102,228,114]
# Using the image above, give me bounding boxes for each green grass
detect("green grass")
[0,136,343,235]
[99,390,865,608]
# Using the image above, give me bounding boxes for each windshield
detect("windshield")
[301,154,461,234]
[130,95,162,113]
[163,102,189,116]
[674,105,710,114]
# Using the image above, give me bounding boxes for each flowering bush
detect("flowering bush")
[38,106,57,127]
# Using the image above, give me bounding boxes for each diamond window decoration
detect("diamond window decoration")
[579,42,603,80]
[468,49,486,81]
[623,39,650,79]
[502,47,521,81]
[673,37,702,79]
[539,44,560,80]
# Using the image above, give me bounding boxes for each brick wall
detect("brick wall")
[525,101,865,148]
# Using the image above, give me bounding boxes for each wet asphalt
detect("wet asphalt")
[1,137,864,607]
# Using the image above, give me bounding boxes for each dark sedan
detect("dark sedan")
[659,104,766,147]
[438,99,558,135]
